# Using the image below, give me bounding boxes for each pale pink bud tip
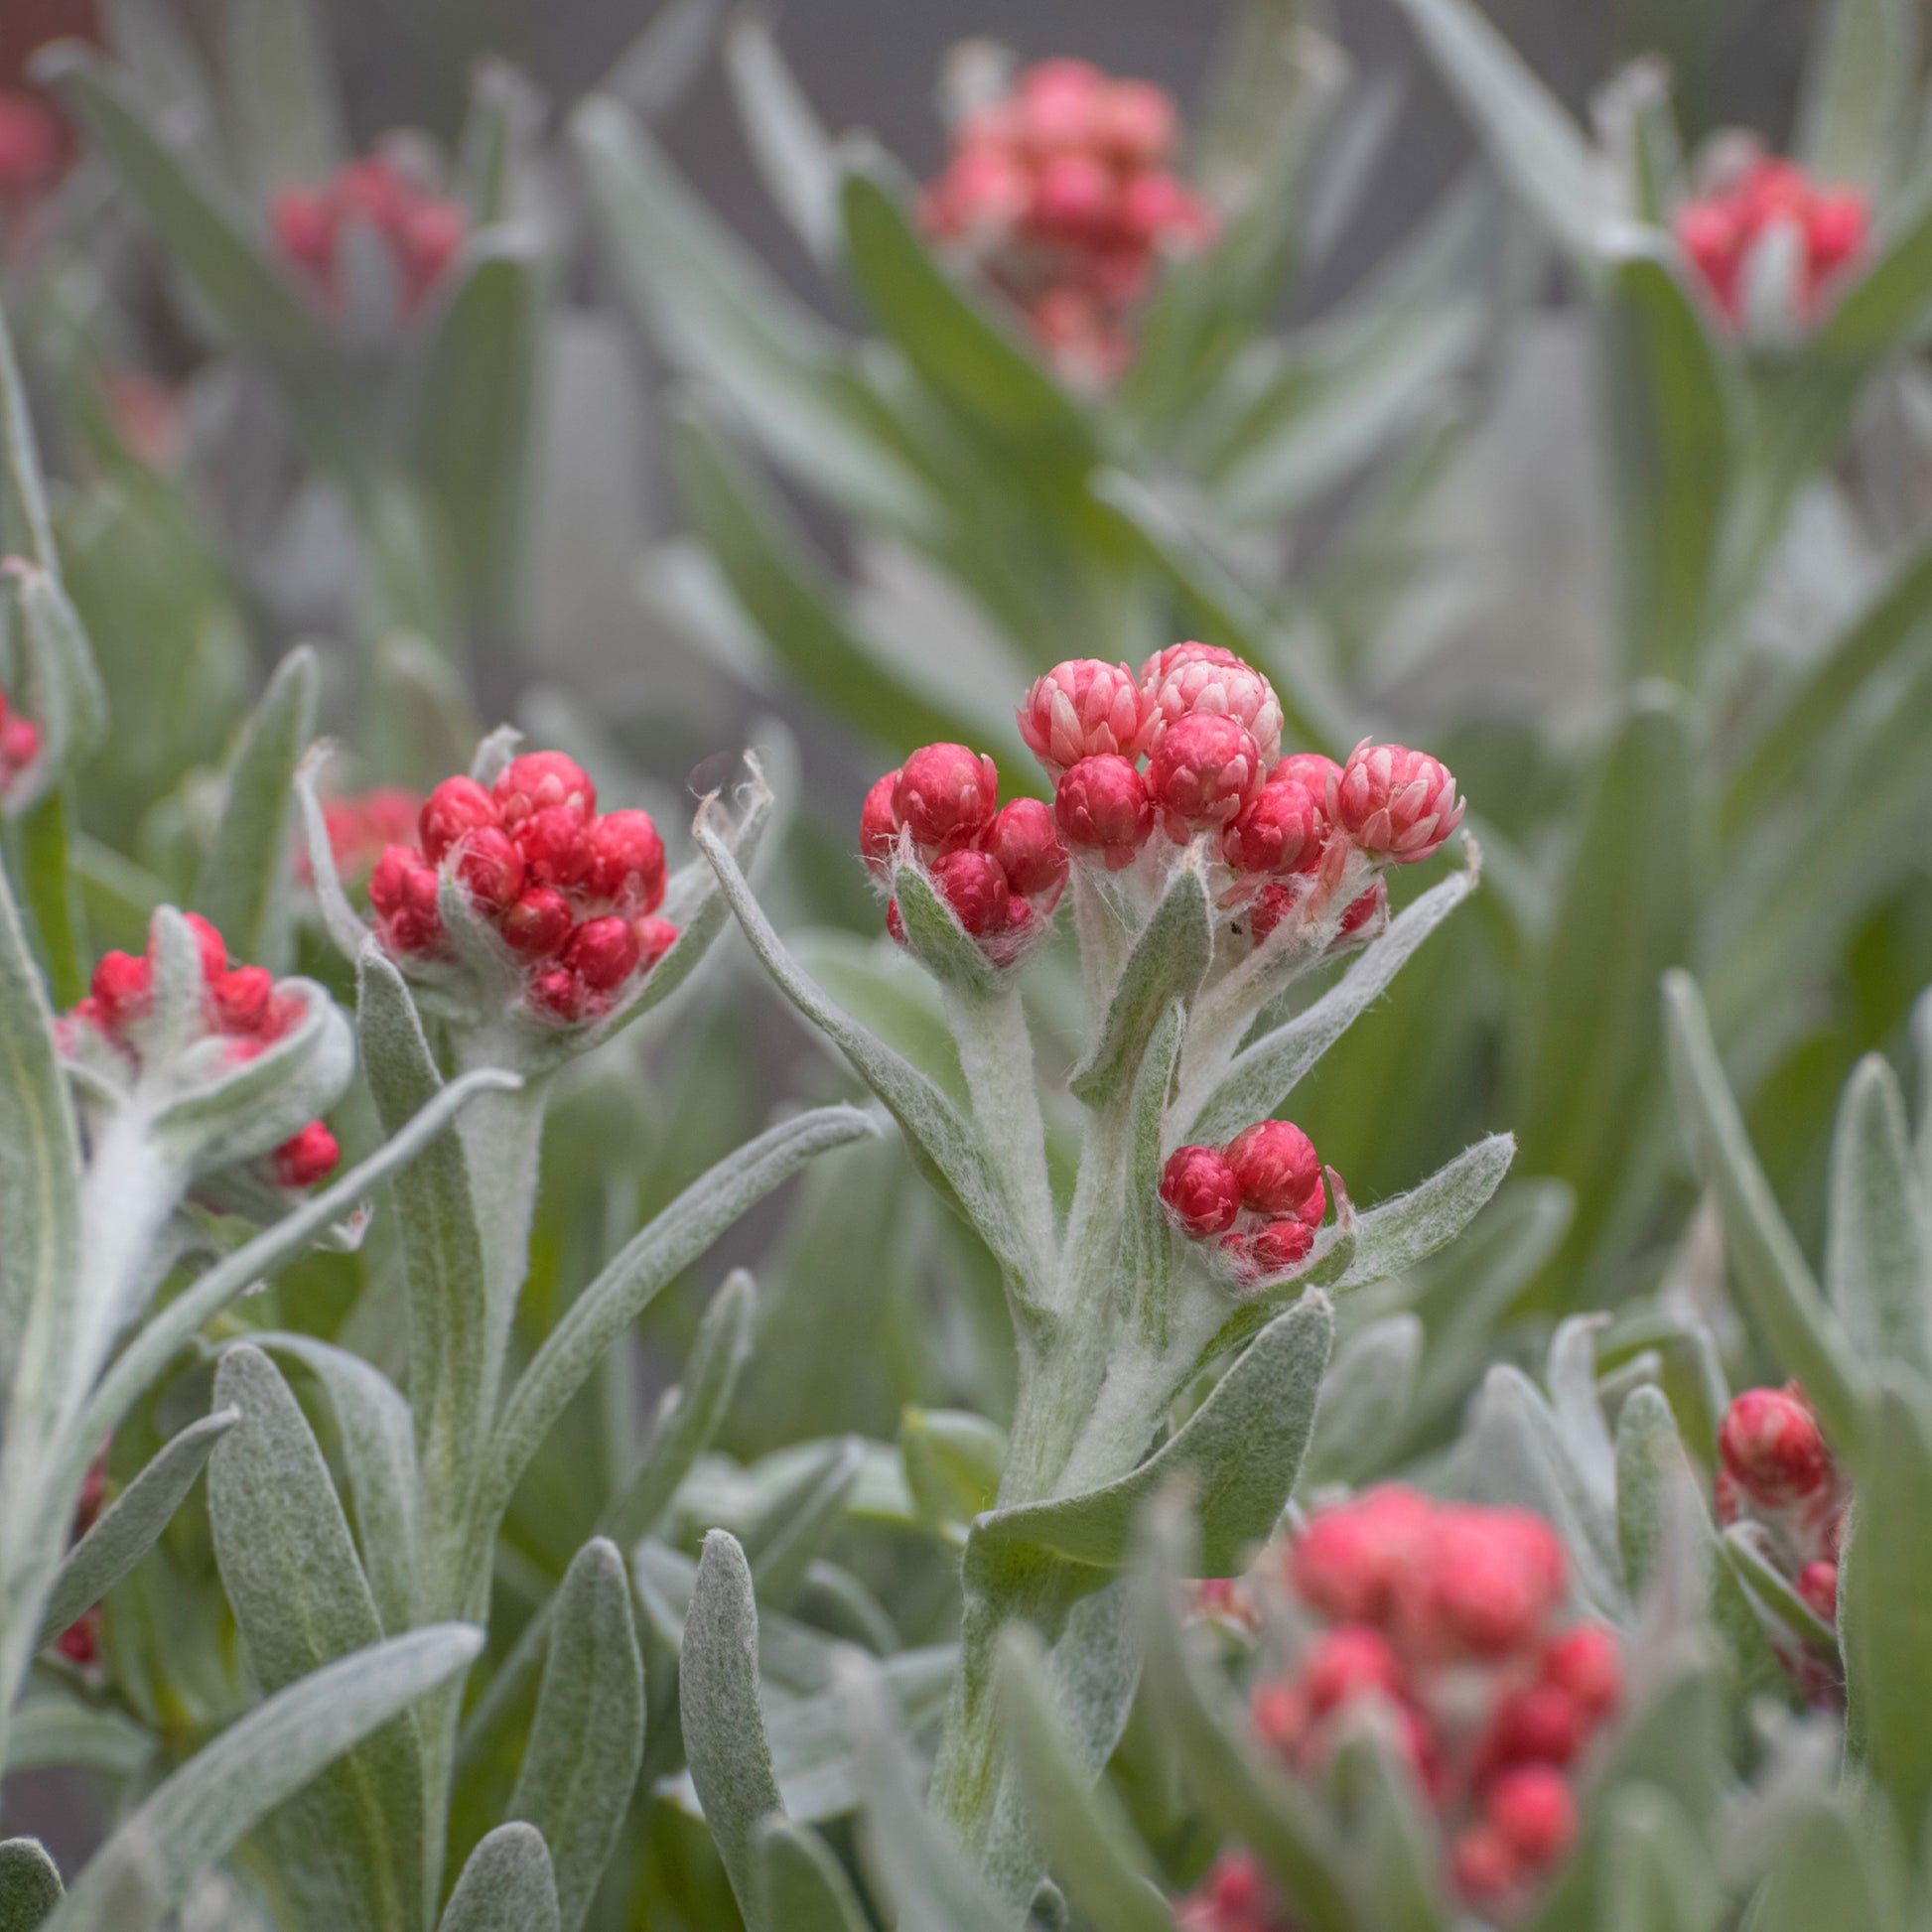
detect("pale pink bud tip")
[1330,739,1464,864]
[895,743,1000,854]
[273,1121,340,1188]
[1142,645,1284,768]
[1054,755,1153,869]
[1016,659,1154,772]
[1160,1145,1242,1237]
[492,751,597,831]
[1719,1385,1830,1506]
[588,810,667,912]
[1145,711,1264,840]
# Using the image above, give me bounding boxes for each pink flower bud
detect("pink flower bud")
[1143,647,1283,767]
[272,188,336,282]
[633,915,678,968]
[0,92,62,195]
[90,952,152,1032]
[1160,1145,1242,1237]
[1223,775,1324,876]
[1449,1825,1520,1912]
[515,806,594,892]
[528,967,587,1022]
[1537,1624,1622,1721]
[1139,640,1239,687]
[1146,712,1264,840]
[367,845,416,918]
[587,809,667,912]
[564,914,641,993]
[1329,740,1464,863]
[0,712,42,774]
[273,1121,340,1188]
[885,898,906,946]
[895,744,1000,855]
[456,826,526,912]
[1797,1560,1838,1621]
[492,751,596,832]
[1807,190,1867,277]
[1289,1486,1429,1624]
[985,797,1069,901]
[1302,1625,1405,1717]
[1250,1680,1310,1759]
[1230,1216,1314,1276]
[860,769,903,878]
[56,1605,101,1669]
[1223,1120,1321,1218]
[1719,1385,1830,1506]
[1274,751,1341,795]
[929,848,1011,937]
[1406,1506,1568,1660]
[1120,172,1214,248]
[1053,755,1153,869]
[1093,78,1176,168]
[1335,882,1386,941]
[401,199,465,310]
[1016,659,1154,772]
[1017,58,1106,148]
[419,775,500,864]
[1487,1765,1577,1871]
[211,966,273,1035]
[1030,153,1112,237]
[1248,882,1297,948]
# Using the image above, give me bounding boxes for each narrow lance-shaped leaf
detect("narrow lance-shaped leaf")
[508,1540,644,1932]
[36,1409,238,1646]
[437,1825,560,1932]
[743,1438,864,1608]
[45,1626,482,1930]
[1325,1134,1516,1292]
[0,303,55,566]
[192,644,318,973]
[1800,0,1920,187]
[1306,1313,1424,1487]
[1068,863,1210,1104]
[754,1816,870,1932]
[218,0,345,192]
[680,1531,783,1927]
[724,16,840,263]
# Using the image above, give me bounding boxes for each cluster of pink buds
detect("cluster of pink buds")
[299,786,424,888]
[271,155,465,320]
[371,752,678,1025]
[919,58,1215,382]
[1161,1120,1329,1286]
[1018,645,1462,948]
[0,686,42,794]
[54,1444,111,1670]
[1714,1383,1846,1690]
[1675,156,1867,324]
[1178,1489,1622,1926]
[63,914,340,1188]
[862,744,1069,967]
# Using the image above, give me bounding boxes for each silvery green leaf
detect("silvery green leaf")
[207,1344,428,1932]
[0,1838,64,1930]
[1183,868,1474,1145]
[191,645,317,975]
[900,1409,1007,1534]
[45,1626,482,1931]
[36,1408,237,1646]
[724,16,840,264]
[455,60,542,224]
[1614,1384,1695,1599]
[0,302,56,567]
[695,808,1035,1291]
[968,1294,1332,1599]
[295,748,383,964]
[753,1816,869,1932]
[993,1632,1172,1932]
[838,1650,1023,1932]
[218,0,345,193]
[1723,1526,1838,1659]
[634,1540,835,1698]
[1123,1000,1183,1343]
[1305,1313,1423,1487]
[892,858,1001,996]
[1325,1134,1515,1292]
[680,1531,783,1926]
[1329,1722,1446,1932]
[252,1334,420,1637]
[1068,862,1210,1105]
[1546,1314,1616,1508]
[604,0,721,119]
[436,1826,559,1932]
[1825,1055,1932,1384]
[1592,1785,1722,1932]
[508,1541,644,1932]
[744,1438,864,1608]
[1839,1381,1932,1840]
[83,1068,517,1447]
[1735,1795,1907,1932]
[486,1105,874,1521]
[4,1693,153,1778]
[1662,971,1868,1455]
[1130,1488,1354,1932]
[1800,0,1919,187]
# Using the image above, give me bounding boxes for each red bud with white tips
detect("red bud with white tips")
[1016,659,1155,773]
[1054,754,1153,869]
[1142,646,1284,767]
[1719,1385,1831,1506]
[985,796,1068,902]
[1160,1145,1243,1237]
[1145,712,1264,841]
[895,744,1000,854]
[1329,740,1464,864]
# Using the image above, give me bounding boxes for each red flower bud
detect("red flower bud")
[1017,659,1154,773]
[1223,1120,1322,1218]
[56,1605,101,1669]
[1290,1485,1432,1625]
[1146,712,1264,840]
[564,914,641,993]
[367,845,417,917]
[501,889,574,957]
[419,775,500,863]
[1449,1825,1520,1912]
[1224,775,1324,877]
[273,1121,340,1187]
[492,751,596,831]
[632,915,679,969]
[1719,1385,1830,1506]
[527,967,586,1022]
[1302,1624,1406,1717]
[1405,1506,1568,1659]
[1537,1623,1622,1721]
[1479,1683,1587,1772]
[985,796,1068,901]
[588,810,667,912]
[1238,1216,1315,1275]
[456,826,526,912]
[895,744,1000,854]
[1248,882,1297,948]
[211,966,274,1035]
[516,806,594,891]
[1250,1679,1309,1759]
[1030,153,1112,236]
[929,848,1011,937]
[1330,740,1464,863]
[1486,1765,1577,1871]
[0,712,42,774]
[90,951,152,1031]
[860,770,903,878]
[1142,645,1283,767]
[1797,1560,1838,1622]
[1336,882,1386,939]
[1094,78,1176,168]
[1159,1145,1242,1237]
[885,898,906,947]
[1054,754,1153,869]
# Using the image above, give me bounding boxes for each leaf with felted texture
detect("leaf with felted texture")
[900,1409,1006,1534]
[679,1531,783,1925]
[1305,1313,1423,1487]
[45,1627,481,1931]
[4,1694,153,1779]
[207,1344,428,1932]
[1323,1135,1516,1293]
[506,1541,643,1932]
[436,1826,559,1932]
[743,1439,865,1607]
[753,1816,870,1932]
[217,0,345,194]
[1591,1785,1723,1932]
[0,303,56,567]
[36,1409,237,1647]
[0,1839,63,1930]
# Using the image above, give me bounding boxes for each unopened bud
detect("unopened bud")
[1142,645,1283,767]
[419,775,500,863]
[1223,775,1324,876]
[456,826,526,912]
[929,848,1011,937]
[860,770,903,878]
[1223,1120,1322,1219]
[1017,659,1154,772]
[895,743,1000,854]
[1054,754,1153,869]
[492,751,596,832]
[1719,1385,1830,1506]
[1797,1560,1838,1622]
[564,914,641,993]
[588,810,667,912]
[501,888,574,957]
[272,1121,340,1188]
[1159,1144,1242,1237]
[516,806,594,891]
[1145,712,1264,840]
[985,796,1068,901]
[1329,740,1464,863]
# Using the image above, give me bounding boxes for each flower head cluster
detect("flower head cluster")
[0,686,42,796]
[301,786,423,888]
[1161,1120,1328,1286]
[370,752,677,1025]
[1675,156,1867,325]
[1178,1489,1621,1926]
[271,155,465,320]
[1714,1383,1845,1686]
[62,913,339,1188]
[919,58,1215,382]
[862,744,1069,967]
